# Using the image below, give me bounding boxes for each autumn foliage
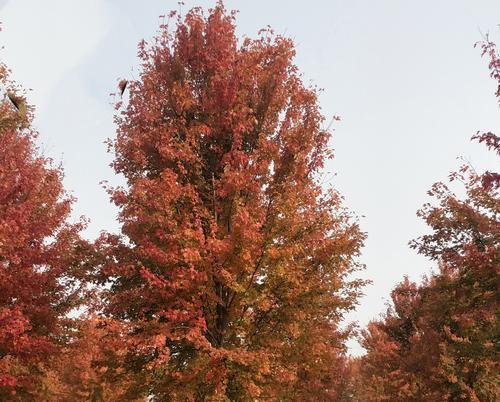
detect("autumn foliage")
[0,65,87,399]
[94,4,365,400]
[0,3,498,402]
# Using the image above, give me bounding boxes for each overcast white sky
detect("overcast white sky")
[1,0,499,355]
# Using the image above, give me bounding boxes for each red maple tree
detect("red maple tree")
[0,64,87,400]
[96,3,366,400]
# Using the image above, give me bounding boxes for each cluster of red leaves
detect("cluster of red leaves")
[40,317,146,402]
[352,39,499,402]
[476,37,500,101]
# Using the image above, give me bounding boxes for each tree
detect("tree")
[0,63,86,400]
[354,278,446,401]
[97,3,365,400]
[40,316,145,402]
[354,39,499,402]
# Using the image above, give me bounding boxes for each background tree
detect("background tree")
[0,64,88,400]
[97,3,365,400]
[353,38,499,402]
[40,316,145,402]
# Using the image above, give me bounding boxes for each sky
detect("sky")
[1,0,499,355]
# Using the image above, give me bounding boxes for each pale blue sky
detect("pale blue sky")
[1,0,499,354]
